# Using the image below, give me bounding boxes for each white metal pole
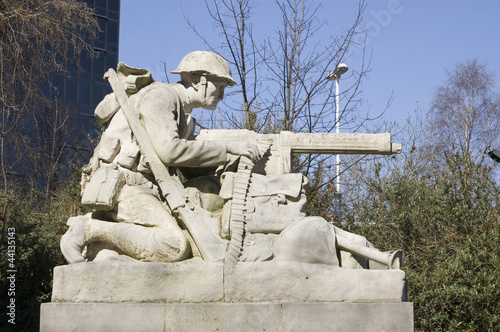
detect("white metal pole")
[335,76,341,194]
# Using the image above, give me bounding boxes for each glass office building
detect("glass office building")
[50,0,120,152]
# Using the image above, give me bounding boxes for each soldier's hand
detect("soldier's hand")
[226,141,262,162]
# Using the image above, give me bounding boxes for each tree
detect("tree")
[260,0,368,134]
[429,59,500,168]
[190,0,370,133]
[0,0,99,220]
[341,148,500,331]
[0,5,99,327]
[0,171,85,330]
[0,0,98,192]
[340,97,500,330]
[185,0,380,218]
[184,0,262,130]
[19,101,87,206]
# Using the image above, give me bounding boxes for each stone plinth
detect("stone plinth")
[42,260,413,331]
[226,261,407,302]
[51,260,224,303]
[40,302,414,332]
[50,260,406,303]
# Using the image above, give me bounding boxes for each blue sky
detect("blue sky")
[118,0,500,128]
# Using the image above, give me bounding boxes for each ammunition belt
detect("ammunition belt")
[225,141,272,272]
[224,156,253,272]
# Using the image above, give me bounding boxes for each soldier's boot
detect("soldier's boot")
[60,215,87,264]
[336,235,405,269]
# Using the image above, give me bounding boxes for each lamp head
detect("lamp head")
[488,149,500,163]
[327,63,349,80]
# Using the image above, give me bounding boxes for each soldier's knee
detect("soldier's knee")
[152,230,191,262]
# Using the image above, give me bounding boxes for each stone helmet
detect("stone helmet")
[171,51,236,86]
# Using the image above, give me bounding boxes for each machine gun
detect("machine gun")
[196,129,402,174]
[198,129,404,269]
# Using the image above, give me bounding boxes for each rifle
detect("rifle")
[104,69,227,262]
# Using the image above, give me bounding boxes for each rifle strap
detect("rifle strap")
[104,68,227,262]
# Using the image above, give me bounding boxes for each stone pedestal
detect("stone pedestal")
[41,302,414,332]
[40,260,413,331]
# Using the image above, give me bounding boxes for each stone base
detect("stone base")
[51,260,407,303]
[44,261,411,330]
[40,302,414,332]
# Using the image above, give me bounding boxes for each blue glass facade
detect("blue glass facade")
[50,0,120,146]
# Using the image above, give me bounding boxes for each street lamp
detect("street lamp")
[488,149,500,163]
[326,63,349,193]
[327,63,348,220]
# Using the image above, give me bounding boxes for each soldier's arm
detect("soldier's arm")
[138,85,229,168]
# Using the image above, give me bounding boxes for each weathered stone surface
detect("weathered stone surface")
[225,261,407,303]
[280,302,414,332]
[197,129,402,174]
[273,217,338,265]
[51,260,406,303]
[40,302,414,332]
[51,260,223,303]
[40,303,166,332]
[43,54,411,331]
[80,165,125,210]
[60,54,403,269]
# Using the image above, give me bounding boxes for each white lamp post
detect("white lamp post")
[326,63,349,195]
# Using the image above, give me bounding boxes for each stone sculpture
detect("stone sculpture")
[42,52,414,331]
[60,50,404,270]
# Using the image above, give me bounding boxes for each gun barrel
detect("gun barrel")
[280,131,401,155]
[196,129,401,174]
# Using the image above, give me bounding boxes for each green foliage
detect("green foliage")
[304,160,339,222]
[0,172,85,331]
[342,153,500,331]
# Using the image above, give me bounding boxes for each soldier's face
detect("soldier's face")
[203,78,227,110]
